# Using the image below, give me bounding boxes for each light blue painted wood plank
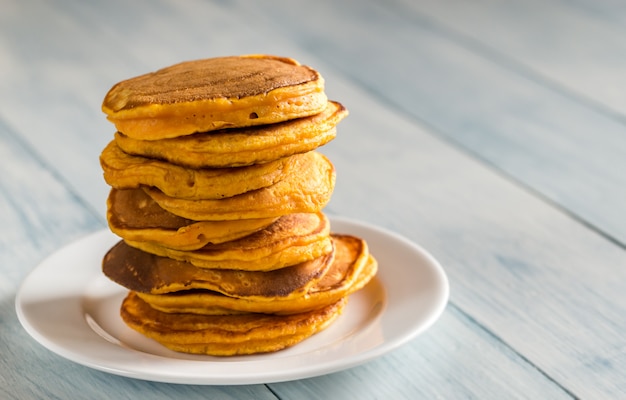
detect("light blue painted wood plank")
[0,121,102,286]
[0,0,124,219]
[270,306,574,399]
[232,0,626,247]
[406,0,626,118]
[565,0,626,27]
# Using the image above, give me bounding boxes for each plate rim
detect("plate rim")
[15,215,449,385]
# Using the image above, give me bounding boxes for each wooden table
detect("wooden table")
[2,0,625,398]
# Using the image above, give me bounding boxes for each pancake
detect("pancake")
[102,55,328,140]
[143,151,335,221]
[138,234,378,315]
[100,141,303,200]
[125,212,333,271]
[121,292,345,356]
[107,188,277,250]
[102,239,334,299]
[114,101,346,168]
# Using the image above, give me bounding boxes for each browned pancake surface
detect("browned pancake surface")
[102,55,328,139]
[102,239,334,298]
[107,188,277,249]
[104,55,320,111]
[137,234,378,315]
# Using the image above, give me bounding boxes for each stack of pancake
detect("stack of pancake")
[98,55,377,356]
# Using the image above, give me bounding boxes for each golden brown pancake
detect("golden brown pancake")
[125,212,333,271]
[113,101,346,168]
[100,141,303,200]
[143,151,335,221]
[107,188,277,250]
[138,235,378,315]
[102,240,334,298]
[102,55,328,140]
[121,292,345,356]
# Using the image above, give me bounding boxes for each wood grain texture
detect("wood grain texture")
[1,0,626,398]
[408,0,626,116]
[232,0,626,247]
[315,76,626,399]
[270,306,573,399]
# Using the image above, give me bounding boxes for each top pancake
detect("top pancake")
[102,55,328,140]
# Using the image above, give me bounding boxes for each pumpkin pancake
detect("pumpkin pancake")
[102,240,334,299]
[138,234,378,315]
[100,141,303,200]
[125,212,333,271]
[107,188,277,250]
[143,151,335,221]
[102,55,328,140]
[120,292,345,356]
[114,101,346,168]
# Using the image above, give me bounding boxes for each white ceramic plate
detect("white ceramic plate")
[15,216,448,385]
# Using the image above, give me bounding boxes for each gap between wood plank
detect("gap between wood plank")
[447,302,580,400]
[393,109,626,252]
